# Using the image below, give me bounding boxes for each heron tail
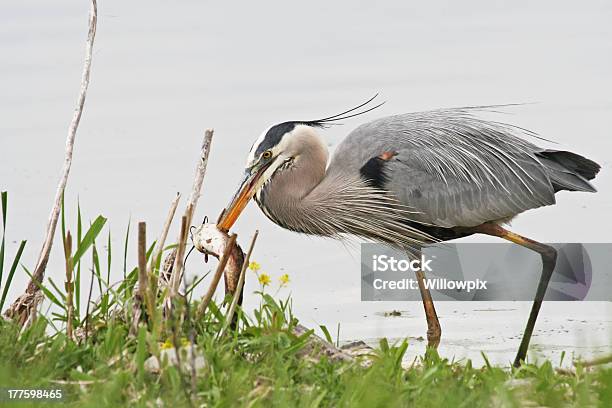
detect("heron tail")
[536,150,601,193]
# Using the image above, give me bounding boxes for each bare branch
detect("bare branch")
[137,222,147,302]
[169,216,189,298]
[185,129,214,225]
[155,193,181,262]
[164,130,213,304]
[197,233,237,318]
[155,193,181,288]
[4,0,98,323]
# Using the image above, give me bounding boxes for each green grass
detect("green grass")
[1,191,611,407]
[1,298,611,407]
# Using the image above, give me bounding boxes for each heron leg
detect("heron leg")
[472,223,557,367]
[414,266,441,348]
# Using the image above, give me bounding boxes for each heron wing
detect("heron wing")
[328,108,556,227]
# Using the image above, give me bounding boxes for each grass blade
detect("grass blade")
[185,272,210,298]
[48,277,67,302]
[319,325,333,344]
[73,215,107,265]
[1,191,6,228]
[92,242,103,294]
[146,241,156,261]
[77,200,82,247]
[107,230,112,285]
[0,240,26,311]
[22,265,65,310]
[76,201,82,314]
[123,218,131,280]
[1,191,8,288]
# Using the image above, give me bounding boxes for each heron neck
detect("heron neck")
[256,140,331,233]
[254,139,436,247]
[256,170,333,234]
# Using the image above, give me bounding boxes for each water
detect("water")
[1,0,611,366]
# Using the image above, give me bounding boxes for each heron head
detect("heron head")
[217,122,324,231]
[216,95,383,231]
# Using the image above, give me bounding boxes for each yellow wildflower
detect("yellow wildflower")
[258,273,271,286]
[279,273,290,286]
[249,261,261,272]
[161,338,190,349]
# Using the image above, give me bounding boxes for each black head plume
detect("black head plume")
[301,93,385,128]
[253,94,385,159]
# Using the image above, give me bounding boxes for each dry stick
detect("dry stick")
[137,223,147,302]
[155,193,181,261]
[166,130,213,300]
[130,223,147,334]
[162,217,189,317]
[64,232,74,339]
[185,129,214,226]
[4,0,98,322]
[219,230,259,337]
[169,216,189,299]
[197,234,238,318]
[154,192,181,288]
[138,222,156,323]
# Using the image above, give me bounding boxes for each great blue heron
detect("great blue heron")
[217,96,600,367]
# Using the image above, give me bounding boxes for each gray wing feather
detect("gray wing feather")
[329,108,556,227]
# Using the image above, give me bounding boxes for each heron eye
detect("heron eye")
[262,150,272,159]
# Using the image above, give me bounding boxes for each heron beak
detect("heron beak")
[217,163,270,231]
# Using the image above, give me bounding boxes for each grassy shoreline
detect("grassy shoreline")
[1,192,612,406]
[1,297,612,407]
